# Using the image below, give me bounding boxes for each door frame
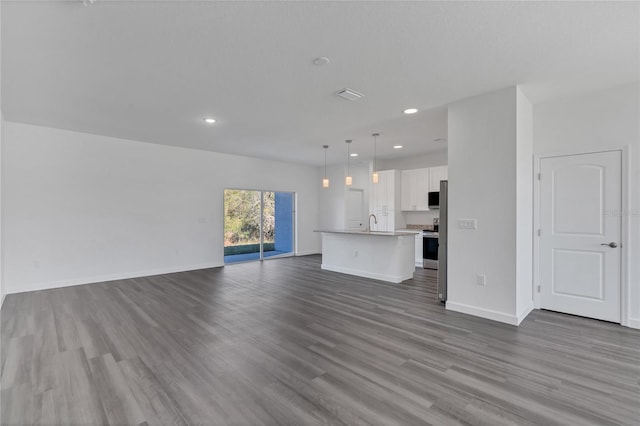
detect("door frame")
[222,188,297,264]
[345,187,365,230]
[532,146,631,327]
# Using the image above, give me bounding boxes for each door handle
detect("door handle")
[600,242,618,248]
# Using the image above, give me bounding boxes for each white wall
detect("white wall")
[2,122,320,294]
[534,82,640,328]
[317,163,370,232]
[378,149,447,171]
[447,86,533,325]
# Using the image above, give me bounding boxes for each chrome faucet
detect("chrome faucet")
[368,214,378,232]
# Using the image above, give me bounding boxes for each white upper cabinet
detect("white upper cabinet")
[415,168,430,210]
[400,170,416,211]
[400,166,447,211]
[428,166,448,192]
[400,168,430,211]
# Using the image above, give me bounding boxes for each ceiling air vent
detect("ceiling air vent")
[336,88,365,101]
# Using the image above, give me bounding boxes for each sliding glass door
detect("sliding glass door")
[224,189,294,264]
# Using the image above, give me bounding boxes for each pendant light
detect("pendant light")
[345,139,353,186]
[372,133,379,184]
[322,145,330,188]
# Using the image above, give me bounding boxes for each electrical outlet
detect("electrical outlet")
[477,274,486,286]
[458,219,477,229]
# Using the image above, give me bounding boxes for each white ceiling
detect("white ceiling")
[2,1,638,166]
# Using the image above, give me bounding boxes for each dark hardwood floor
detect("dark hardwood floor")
[1,255,639,425]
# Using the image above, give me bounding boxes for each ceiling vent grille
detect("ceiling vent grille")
[336,88,365,101]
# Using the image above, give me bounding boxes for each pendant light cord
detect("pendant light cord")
[372,133,379,172]
[323,145,328,178]
[346,140,351,176]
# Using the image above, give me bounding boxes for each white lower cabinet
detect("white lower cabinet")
[415,234,423,267]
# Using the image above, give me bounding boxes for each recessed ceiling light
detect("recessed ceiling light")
[350,153,359,157]
[203,117,216,124]
[393,145,403,149]
[403,108,418,114]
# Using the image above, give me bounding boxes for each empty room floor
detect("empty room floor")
[1,255,639,425]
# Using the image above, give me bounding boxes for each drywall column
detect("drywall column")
[447,86,533,325]
[0,2,4,308]
[515,88,534,320]
[0,112,3,308]
[0,111,4,308]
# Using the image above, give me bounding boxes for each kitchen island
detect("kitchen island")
[315,230,417,283]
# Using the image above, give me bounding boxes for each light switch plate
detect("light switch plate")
[477,274,486,286]
[458,219,477,229]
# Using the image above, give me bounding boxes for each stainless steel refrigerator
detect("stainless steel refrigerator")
[437,180,448,302]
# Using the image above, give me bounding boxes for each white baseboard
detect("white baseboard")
[3,262,223,295]
[446,301,522,326]
[295,250,321,257]
[628,317,640,329]
[321,264,412,284]
[516,303,535,325]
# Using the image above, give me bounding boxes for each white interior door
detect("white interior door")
[539,150,622,322]
[346,188,364,230]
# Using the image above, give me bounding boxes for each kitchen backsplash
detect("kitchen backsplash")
[405,224,427,229]
[404,210,439,227]
[406,223,437,231]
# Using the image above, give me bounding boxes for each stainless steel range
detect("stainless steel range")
[422,231,439,269]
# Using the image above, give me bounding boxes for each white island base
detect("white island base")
[318,231,416,283]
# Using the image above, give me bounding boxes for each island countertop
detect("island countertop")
[314,229,419,237]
